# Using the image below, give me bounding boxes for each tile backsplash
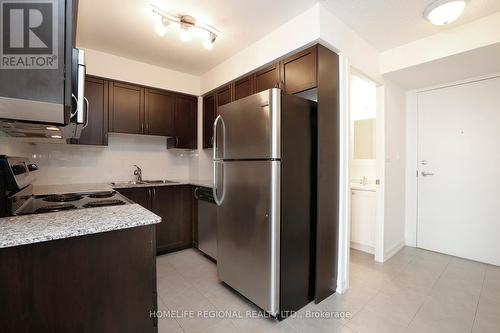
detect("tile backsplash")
[1,133,200,185]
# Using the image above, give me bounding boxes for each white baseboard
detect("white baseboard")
[350,241,375,255]
[383,239,405,261]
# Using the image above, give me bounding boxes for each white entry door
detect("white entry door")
[417,76,500,266]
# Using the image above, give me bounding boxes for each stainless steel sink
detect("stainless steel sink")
[140,180,179,184]
[110,180,179,186]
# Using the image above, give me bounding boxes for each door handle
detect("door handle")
[213,115,226,160]
[82,97,90,129]
[213,161,225,206]
[421,171,435,177]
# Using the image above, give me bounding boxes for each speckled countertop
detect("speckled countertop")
[32,179,212,195]
[110,179,213,190]
[0,204,161,249]
[0,179,212,249]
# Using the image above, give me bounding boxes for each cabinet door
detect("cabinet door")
[216,85,232,108]
[233,75,254,101]
[280,46,317,94]
[115,187,151,209]
[203,94,216,149]
[145,88,174,136]
[109,81,145,135]
[254,63,280,93]
[174,94,197,149]
[152,186,193,254]
[351,190,376,248]
[72,76,108,145]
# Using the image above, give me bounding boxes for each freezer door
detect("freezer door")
[214,89,281,160]
[216,160,280,316]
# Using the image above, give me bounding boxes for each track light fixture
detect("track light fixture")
[151,5,220,50]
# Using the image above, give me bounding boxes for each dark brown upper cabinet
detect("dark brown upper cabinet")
[254,63,280,93]
[145,88,174,136]
[106,79,198,148]
[203,93,216,149]
[174,94,197,149]
[216,85,232,108]
[109,81,145,135]
[234,75,254,101]
[71,76,109,146]
[280,46,318,95]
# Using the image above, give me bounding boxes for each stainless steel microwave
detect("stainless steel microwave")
[0,0,87,140]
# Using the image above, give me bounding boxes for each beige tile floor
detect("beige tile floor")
[156,247,500,333]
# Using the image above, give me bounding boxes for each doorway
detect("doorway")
[349,72,380,260]
[416,75,500,266]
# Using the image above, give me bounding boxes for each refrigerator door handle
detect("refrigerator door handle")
[213,161,226,206]
[213,115,226,160]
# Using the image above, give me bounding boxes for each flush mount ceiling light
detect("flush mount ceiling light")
[424,0,469,26]
[151,5,220,50]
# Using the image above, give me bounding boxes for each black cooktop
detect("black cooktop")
[16,191,131,215]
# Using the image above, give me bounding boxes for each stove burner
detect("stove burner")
[83,199,126,208]
[44,193,83,203]
[35,204,77,213]
[87,191,116,199]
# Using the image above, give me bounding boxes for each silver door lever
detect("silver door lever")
[421,171,434,177]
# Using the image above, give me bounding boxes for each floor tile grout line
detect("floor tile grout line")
[158,251,226,333]
[470,264,488,333]
[157,293,187,333]
[162,252,276,333]
[404,253,452,331]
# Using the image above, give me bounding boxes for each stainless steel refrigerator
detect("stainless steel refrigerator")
[213,88,317,318]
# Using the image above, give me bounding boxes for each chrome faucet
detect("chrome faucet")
[133,165,142,183]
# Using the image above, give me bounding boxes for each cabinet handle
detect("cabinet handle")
[175,136,179,147]
[194,187,199,199]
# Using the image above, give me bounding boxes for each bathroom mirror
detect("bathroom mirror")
[354,118,376,159]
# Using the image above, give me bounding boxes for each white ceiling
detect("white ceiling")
[322,0,500,51]
[76,0,318,75]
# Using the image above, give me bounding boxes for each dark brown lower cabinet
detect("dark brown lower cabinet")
[151,186,193,253]
[116,185,193,254]
[0,225,157,333]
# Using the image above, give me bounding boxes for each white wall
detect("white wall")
[0,134,194,185]
[189,97,213,182]
[83,48,200,95]
[382,79,406,256]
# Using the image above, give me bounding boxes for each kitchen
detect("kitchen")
[2,0,500,333]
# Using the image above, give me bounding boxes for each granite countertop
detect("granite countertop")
[0,179,211,249]
[0,204,161,249]
[32,179,213,195]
